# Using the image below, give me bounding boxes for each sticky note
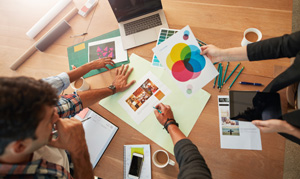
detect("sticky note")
[74,43,85,52]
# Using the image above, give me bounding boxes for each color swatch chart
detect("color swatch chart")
[152,28,179,67]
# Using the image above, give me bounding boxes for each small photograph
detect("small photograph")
[125,79,159,111]
[89,41,116,62]
[220,108,240,136]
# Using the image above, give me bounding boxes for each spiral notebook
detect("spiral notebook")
[124,144,151,179]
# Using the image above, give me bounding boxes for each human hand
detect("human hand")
[252,119,294,133]
[200,45,224,62]
[112,65,135,93]
[154,103,175,126]
[90,57,115,70]
[48,118,88,155]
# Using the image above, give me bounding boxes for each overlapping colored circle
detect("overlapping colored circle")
[166,43,206,82]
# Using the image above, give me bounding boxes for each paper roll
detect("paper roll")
[35,20,70,51]
[26,0,72,39]
[10,7,78,70]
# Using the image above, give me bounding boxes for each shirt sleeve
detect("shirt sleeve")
[56,93,83,118]
[247,31,300,61]
[42,72,70,95]
[174,139,212,179]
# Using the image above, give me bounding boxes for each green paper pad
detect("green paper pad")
[67,29,129,79]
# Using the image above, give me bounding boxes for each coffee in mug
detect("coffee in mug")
[70,77,90,92]
[152,150,175,168]
[241,28,262,46]
[245,32,258,42]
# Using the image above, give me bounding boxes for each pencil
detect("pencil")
[228,67,245,90]
[218,64,222,89]
[222,62,229,85]
[213,63,220,88]
[224,63,241,84]
[219,64,223,91]
[51,117,91,134]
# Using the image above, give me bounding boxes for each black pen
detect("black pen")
[239,81,263,86]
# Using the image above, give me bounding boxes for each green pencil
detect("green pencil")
[224,63,241,84]
[219,64,223,90]
[222,62,229,85]
[213,63,220,88]
[228,67,245,90]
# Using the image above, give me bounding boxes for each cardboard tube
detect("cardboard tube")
[26,0,72,39]
[10,7,78,71]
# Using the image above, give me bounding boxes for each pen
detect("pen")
[224,63,241,84]
[70,32,88,38]
[52,117,91,134]
[228,67,245,90]
[239,81,263,86]
[153,107,162,114]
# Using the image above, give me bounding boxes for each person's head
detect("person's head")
[0,76,58,159]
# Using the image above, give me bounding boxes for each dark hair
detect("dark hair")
[0,77,58,155]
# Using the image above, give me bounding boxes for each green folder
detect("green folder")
[67,29,129,78]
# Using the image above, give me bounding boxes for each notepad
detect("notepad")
[75,109,118,168]
[124,144,151,179]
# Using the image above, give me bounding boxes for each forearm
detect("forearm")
[168,125,187,145]
[221,46,249,62]
[67,63,94,83]
[77,87,113,108]
[70,144,94,179]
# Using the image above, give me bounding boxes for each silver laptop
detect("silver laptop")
[108,0,169,50]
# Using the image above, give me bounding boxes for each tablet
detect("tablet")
[229,91,282,121]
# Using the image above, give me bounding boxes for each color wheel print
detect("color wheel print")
[166,43,206,82]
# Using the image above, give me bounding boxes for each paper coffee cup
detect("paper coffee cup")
[70,77,90,92]
[152,150,175,168]
[241,28,262,46]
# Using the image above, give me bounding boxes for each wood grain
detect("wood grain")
[0,0,293,178]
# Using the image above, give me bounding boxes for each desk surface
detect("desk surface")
[0,0,293,178]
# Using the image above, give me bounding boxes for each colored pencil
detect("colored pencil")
[213,63,220,88]
[224,63,241,84]
[222,62,229,85]
[228,67,245,90]
[219,64,223,91]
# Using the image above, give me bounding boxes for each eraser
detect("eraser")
[78,0,98,17]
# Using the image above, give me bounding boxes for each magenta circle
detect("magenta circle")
[172,61,194,82]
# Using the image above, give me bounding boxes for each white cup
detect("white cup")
[241,28,262,46]
[70,77,90,92]
[152,150,175,168]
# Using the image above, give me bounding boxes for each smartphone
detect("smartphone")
[128,153,144,179]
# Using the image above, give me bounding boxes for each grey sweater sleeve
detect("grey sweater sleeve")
[174,139,212,179]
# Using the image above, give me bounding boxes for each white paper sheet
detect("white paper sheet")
[218,95,262,150]
[88,36,127,63]
[118,71,171,124]
[152,25,218,97]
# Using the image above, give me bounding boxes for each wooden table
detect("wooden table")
[0,0,293,178]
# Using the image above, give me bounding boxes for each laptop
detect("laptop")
[108,0,169,50]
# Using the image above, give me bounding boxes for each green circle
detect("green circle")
[186,89,193,94]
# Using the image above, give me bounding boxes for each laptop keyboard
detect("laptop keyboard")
[124,14,162,36]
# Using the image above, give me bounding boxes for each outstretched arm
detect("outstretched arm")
[200,45,248,62]
[67,57,115,83]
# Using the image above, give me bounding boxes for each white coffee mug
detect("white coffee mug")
[70,77,90,92]
[152,150,175,168]
[241,28,262,46]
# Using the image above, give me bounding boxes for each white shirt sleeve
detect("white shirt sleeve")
[42,72,70,95]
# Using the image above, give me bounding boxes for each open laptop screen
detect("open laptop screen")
[108,0,162,22]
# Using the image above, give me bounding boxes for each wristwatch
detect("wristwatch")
[108,84,116,94]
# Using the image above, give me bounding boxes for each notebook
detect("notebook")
[108,0,169,50]
[124,144,151,179]
[75,109,118,168]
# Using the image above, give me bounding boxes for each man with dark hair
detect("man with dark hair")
[0,58,135,178]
